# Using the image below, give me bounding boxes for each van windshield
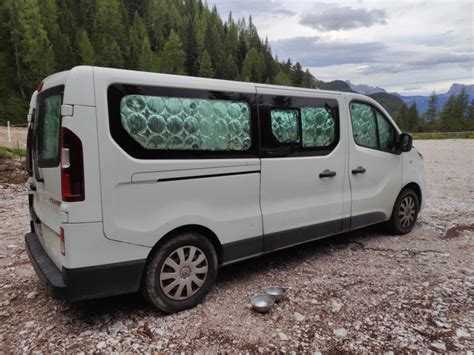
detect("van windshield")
[33,87,63,168]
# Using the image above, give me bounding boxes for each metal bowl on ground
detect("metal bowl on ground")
[251,293,275,313]
[264,286,286,302]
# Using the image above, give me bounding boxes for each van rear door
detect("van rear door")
[31,85,65,267]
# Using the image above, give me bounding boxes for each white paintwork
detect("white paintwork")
[29,66,426,271]
[344,93,403,221]
[257,86,348,235]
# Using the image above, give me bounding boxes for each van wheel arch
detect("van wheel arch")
[146,225,223,266]
[402,182,422,207]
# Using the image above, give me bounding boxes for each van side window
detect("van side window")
[301,107,336,148]
[376,111,397,152]
[120,95,251,151]
[270,109,300,143]
[350,102,398,153]
[350,102,378,149]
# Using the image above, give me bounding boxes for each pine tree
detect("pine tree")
[76,0,96,34]
[92,0,128,68]
[406,103,422,132]
[301,69,316,88]
[76,29,96,65]
[424,91,438,131]
[160,30,186,75]
[274,71,293,86]
[221,54,238,80]
[395,103,409,131]
[466,100,474,131]
[197,50,214,78]
[292,62,304,86]
[39,0,73,70]
[128,12,151,69]
[439,89,469,132]
[5,0,56,99]
[145,0,166,51]
[241,48,265,82]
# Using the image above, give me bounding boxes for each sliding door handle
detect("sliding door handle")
[319,169,337,178]
[352,166,366,175]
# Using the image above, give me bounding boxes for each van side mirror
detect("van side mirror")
[398,133,413,153]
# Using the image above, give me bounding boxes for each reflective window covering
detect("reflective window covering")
[350,102,378,149]
[376,111,396,151]
[39,94,61,162]
[270,109,300,143]
[120,95,251,151]
[301,107,336,147]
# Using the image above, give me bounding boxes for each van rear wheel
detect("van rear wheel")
[142,232,218,313]
[386,188,419,235]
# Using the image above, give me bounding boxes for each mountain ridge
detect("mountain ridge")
[346,82,474,115]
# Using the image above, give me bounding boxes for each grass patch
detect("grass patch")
[0,145,26,160]
[412,132,474,140]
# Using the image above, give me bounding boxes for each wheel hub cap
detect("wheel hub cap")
[159,245,209,301]
[398,195,416,229]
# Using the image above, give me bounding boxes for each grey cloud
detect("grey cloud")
[270,36,474,76]
[270,36,390,66]
[362,52,474,74]
[300,6,388,31]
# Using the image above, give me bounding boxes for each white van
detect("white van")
[25,66,426,313]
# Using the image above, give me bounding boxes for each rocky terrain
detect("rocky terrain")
[0,139,473,352]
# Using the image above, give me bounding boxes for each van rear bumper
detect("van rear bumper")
[25,232,146,301]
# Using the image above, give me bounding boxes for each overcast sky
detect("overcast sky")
[208,0,474,95]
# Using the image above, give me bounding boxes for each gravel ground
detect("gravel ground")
[1,139,473,353]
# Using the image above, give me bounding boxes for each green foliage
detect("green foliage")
[438,88,470,132]
[76,29,96,65]
[411,132,474,140]
[92,0,128,68]
[241,48,265,82]
[197,50,214,78]
[0,145,27,160]
[274,71,293,86]
[160,30,186,75]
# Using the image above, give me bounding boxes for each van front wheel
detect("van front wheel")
[386,188,420,235]
[142,232,218,313]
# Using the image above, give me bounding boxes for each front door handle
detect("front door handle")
[319,169,337,178]
[352,166,366,175]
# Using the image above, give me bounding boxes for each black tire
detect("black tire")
[386,188,420,235]
[141,232,218,313]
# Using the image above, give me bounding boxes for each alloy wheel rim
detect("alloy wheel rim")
[398,195,416,229]
[159,246,208,301]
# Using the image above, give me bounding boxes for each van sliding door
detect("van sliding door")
[257,87,348,252]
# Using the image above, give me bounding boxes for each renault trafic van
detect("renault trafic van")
[25,66,426,313]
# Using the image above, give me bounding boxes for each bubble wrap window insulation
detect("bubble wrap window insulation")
[120,95,252,151]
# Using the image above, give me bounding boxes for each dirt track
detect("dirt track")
[0,139,473,352]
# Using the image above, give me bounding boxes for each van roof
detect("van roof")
[40,66,380,113]
[41,66,358,96]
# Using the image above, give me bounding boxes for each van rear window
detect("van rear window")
[34,86,63,167]
[120,95,251,151]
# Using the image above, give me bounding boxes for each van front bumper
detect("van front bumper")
[25,232,146,301]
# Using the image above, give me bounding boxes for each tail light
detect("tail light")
[60,227,65,255]
[36,81,44,92]
[61,128,84,202]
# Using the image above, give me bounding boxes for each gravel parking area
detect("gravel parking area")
[1,139,473,352]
